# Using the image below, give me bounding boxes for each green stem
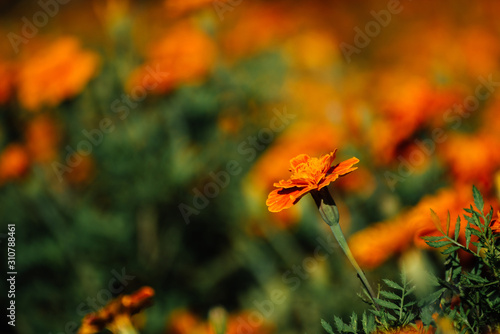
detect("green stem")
[329,223,379,309]
[312,188,379,309]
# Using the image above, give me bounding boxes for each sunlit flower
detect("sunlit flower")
[266,150,359,212]
[78,286,154,334]
[18,37,99,111]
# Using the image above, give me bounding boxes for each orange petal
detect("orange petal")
[289,154,310,171]
[330,157,359,175]
[266,187,308,212]
[318,157,359,188]
[320,150,337,173]
[273,178,309,188]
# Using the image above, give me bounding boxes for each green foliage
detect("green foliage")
[322,186,500,334]
[321,273,418,334]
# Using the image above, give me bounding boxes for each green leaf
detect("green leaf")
[361,312,375,334]
[446,211,451,235]
[441,245,461,255]
[349,312,358,330]
[379,290,400,300]
[421,235,447,241]
[383,279,403,290]
[374,298,399,310]
[427,240,452,248]
[454,217,461,241]
[465,222,472,249]
[404,286,416,297]
[418,288,446,307]
[473,185,484,212]
[321,319,335,334]
[334,316,344,332]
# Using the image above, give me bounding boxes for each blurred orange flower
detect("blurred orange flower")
[128,22,215,94]
[164,0,214,17]
[489,211,500,234]
[349,186,498,269]
[65,154,95,186]
[348,219,415,269]
[266,150,359,212]
[18,37,100,111]
[78,286,154,334]
[0,60,14,104]
[0,144,30,184]
[439,133,500,191]
[220,2,298,60]
[25,115,61,163]
[166,308,273,334]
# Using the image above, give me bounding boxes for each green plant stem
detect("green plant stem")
[311,188,379,310]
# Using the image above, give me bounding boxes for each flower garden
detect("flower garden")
[1,1,500,333]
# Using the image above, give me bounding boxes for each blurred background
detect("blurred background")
[1,0,500,333]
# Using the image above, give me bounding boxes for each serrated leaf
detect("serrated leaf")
[350,312,358,330]
[421,235,447,241]
[454,217,461,241]
[442,245,461,255]
[321,319,335,334]
[334,316,344,332]
[404,300,417,307]
[430,209,444,233]
[404,286,416,297]
[473,185,484,212]
[361,311,375,334]
[465,222,472,249]
[418,288,446,307]
[383,279,403,290]
[446,211,451,235]
[374,298,399,310]
[469,228,481,237]
[427,240,452,248]
[379,290,400,300]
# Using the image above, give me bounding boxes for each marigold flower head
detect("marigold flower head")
[78,286,154,334]
[0,144,30,184]
[489,211,500,234]
[18,37,99,111]
[266,150,358,212]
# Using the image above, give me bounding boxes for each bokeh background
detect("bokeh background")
[1,0,500,333]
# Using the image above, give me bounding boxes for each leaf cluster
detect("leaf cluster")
[321,273,419,334]
[421,186,500,334]
[322,186,500,334]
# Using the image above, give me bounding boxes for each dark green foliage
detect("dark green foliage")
[322,186,500,334]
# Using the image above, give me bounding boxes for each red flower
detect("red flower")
[266,150,359,212]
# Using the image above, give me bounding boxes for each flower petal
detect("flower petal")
[273,178,309,188]
[289,154,310,172]
[329,157,359,176]
[318,157,359,189]
[266,187,307,212]
[320,150,337,173]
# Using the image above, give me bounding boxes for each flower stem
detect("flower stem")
[312,188,379,309]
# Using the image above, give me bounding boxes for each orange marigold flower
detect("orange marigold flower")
[266,150,359,212]
[489,211,500,234]
[0,144,30,184]
[18,37,99,111]
[78,286,154,334]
